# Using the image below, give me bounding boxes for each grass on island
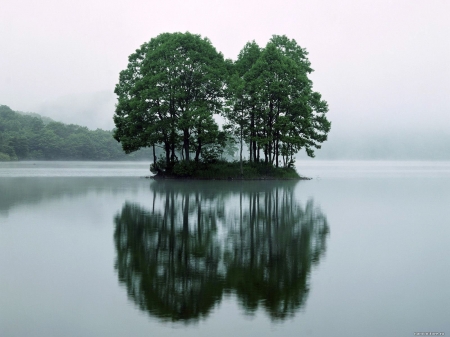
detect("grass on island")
[153,160,308,180]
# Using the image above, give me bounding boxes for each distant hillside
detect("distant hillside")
[15,110,56,125]
[0,104,153,161]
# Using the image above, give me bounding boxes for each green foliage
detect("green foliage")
[156,160,303,180]
[113,32,229,172]
[200,143,223,163]
[172,160,197,177]
[227,35,331,166]
[0,105,153,161]
[0,152,10,161]
[149,155,167,174]
[15,111,55,125]
[221,137,238,160]
[113,32,330,176]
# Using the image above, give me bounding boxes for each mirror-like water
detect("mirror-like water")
[1,161,449,337]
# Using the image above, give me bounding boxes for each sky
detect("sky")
[1,0,449,138]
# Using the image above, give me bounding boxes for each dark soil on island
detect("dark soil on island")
[146,160,311,180]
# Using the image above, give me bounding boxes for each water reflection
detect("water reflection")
[114,181,329,323]
[0,177,144,216]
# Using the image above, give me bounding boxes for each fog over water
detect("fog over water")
[1,0,449,159]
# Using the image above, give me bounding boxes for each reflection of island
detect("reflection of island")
[114,181,329,323]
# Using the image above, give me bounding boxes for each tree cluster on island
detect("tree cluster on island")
[113,32,331,179]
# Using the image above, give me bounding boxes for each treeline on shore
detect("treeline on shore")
[0,105,152,161]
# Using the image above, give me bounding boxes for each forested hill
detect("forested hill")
[0,105,152,161]
[15,110,56,125]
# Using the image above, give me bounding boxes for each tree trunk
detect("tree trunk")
[264,144,268,163]
[268,100,273,165]
[171,142,175,164]
[276,137,279,168]
[195,137,202,162]
[152,144,157,164]
[250,108,255,163]
[183,129,190,161]
[240,125,243,176]
[165,142,170,171]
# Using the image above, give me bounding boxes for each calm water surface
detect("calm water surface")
[1,161,449,337]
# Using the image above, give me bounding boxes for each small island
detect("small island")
[151,160,305,180]
[113,32,331,179]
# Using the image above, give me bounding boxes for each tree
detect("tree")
[9,135,29,159]
[223,41,262,171]
[233,41,262,164]
[113,33,330,175]
[269,35,330,161]
[113,32,228,173]
[226,36,331,167]
[224,73,247,175]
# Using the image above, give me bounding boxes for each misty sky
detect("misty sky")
[1,0,449,135]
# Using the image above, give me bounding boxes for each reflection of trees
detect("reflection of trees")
[114,188,224,323]
[224,188,329,320]
[114,181,329,323]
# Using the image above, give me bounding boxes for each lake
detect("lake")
[1,161,449,337]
